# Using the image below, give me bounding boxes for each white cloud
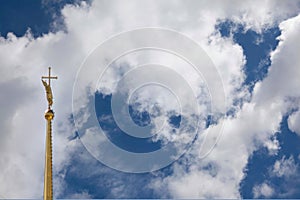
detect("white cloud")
[253,182,274,198]
[252,14,300,105]
[264,137,280,156]
[288,110,300,135]
[0,0,300,198]
[271,156,298,178]
[67,190,93,198]
[152,12,300,199]
[155,100,282,198]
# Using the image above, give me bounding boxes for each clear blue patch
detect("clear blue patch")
[94,92,186,154]
[95,92,163,153]
[217,21,281,91]
[0,0,89,38]
[129,104,151,127]
[169,114,181,128]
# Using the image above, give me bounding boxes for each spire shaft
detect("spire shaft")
[44,117,53,200]
[42,67,57,200]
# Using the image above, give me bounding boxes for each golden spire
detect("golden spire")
[41,67,57,200]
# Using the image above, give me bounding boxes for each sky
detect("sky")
[0,0,300,198]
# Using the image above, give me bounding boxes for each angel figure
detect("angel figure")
[42,80,53,107]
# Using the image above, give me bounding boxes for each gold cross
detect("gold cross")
[42,67,58,86]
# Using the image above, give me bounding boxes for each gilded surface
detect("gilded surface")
[42,80,53,107]
[42,67,57,200]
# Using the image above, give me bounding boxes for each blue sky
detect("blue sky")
[0,0,300,199]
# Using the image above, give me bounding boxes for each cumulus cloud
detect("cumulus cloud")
[252,14,300,105]
[152,11,300,199]
[0,0,300,198]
